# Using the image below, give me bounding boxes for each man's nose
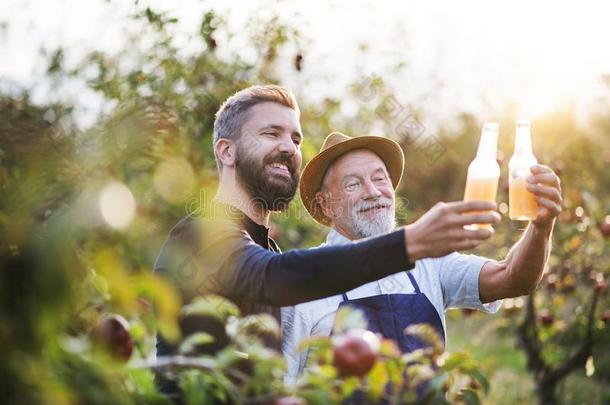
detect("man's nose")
[277,134,298,156]
[362,179,382,199]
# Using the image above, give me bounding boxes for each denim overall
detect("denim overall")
[334,272,446,403]
[336,272,445,352]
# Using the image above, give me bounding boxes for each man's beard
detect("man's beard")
[234,142,299,212]
[351,197,396,238]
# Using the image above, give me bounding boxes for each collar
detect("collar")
[325,228,353,246]
[213,202,271,248]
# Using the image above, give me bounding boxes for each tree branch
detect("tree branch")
[130,355,216,372]
[130,355,252,385]
[518,293,548,377]
[546,290,600,384]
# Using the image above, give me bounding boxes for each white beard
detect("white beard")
[351,198,396,238]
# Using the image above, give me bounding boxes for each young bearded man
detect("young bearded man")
[281,131,562,385]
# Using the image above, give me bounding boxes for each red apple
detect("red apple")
[538,310,554,327]
[332,330,379,378]
[91,314,133,362]
[601,310,610,324]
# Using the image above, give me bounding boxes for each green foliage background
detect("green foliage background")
[1,3,609,404]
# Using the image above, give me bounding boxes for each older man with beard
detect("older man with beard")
[281,131,562,385]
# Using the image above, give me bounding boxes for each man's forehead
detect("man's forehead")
[247,102,301,130]
[332,149,388,176]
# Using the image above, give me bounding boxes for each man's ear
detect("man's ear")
[315,190,334,219]
[215,138,237,167]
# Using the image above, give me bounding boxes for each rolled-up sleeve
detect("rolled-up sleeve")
[437,252,502,313]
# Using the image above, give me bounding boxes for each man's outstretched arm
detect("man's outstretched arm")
[159,201,499,307]
[221,201,499,307]
[479,165,562,303]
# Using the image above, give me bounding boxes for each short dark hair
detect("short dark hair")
[213,85,300,170]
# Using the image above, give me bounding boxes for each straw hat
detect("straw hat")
[299,131,404,226]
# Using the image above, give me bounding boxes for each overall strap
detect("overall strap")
[341,292,349,301]
[406,271,421,294]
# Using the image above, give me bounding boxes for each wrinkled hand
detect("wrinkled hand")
[526,164,562,230]
[404,201,501,261]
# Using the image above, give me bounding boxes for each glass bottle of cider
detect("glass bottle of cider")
[463,123,500,229]
[509,120,538,220]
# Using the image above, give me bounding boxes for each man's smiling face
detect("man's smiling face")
[235,102,303,211]
[316,149,396,239]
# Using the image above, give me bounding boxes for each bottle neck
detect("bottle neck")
[476,130,498,160]
[514,129,533,155]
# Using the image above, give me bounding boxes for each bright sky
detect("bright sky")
[2,0,610,128]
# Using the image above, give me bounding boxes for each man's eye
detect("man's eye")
[345,182,359,191]
[292,138,301,146]
[373,177,387,182]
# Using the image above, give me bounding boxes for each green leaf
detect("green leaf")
[126,368,173,404]
[400,348,428,365]
[471,369,490,395]
[296,335,332,353]
[340,376,360,398]
[232,313,280,339]
[404,323,444,355]
[179,332,215,354]
[179,370,207,405]
[138,273,181,343]
[317,364,338,380]
[181,295,240,322]
[426,373,448,394]
[367,361,389,399]
[300,387,335,405]
[459,388,481,405]
[406,364,435,388]
[385,359,402,387]
[332,306,367,334]
[441,351,477,371]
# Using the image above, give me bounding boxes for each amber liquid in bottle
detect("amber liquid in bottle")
[509,121,538,220]
[463,123,500,229]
